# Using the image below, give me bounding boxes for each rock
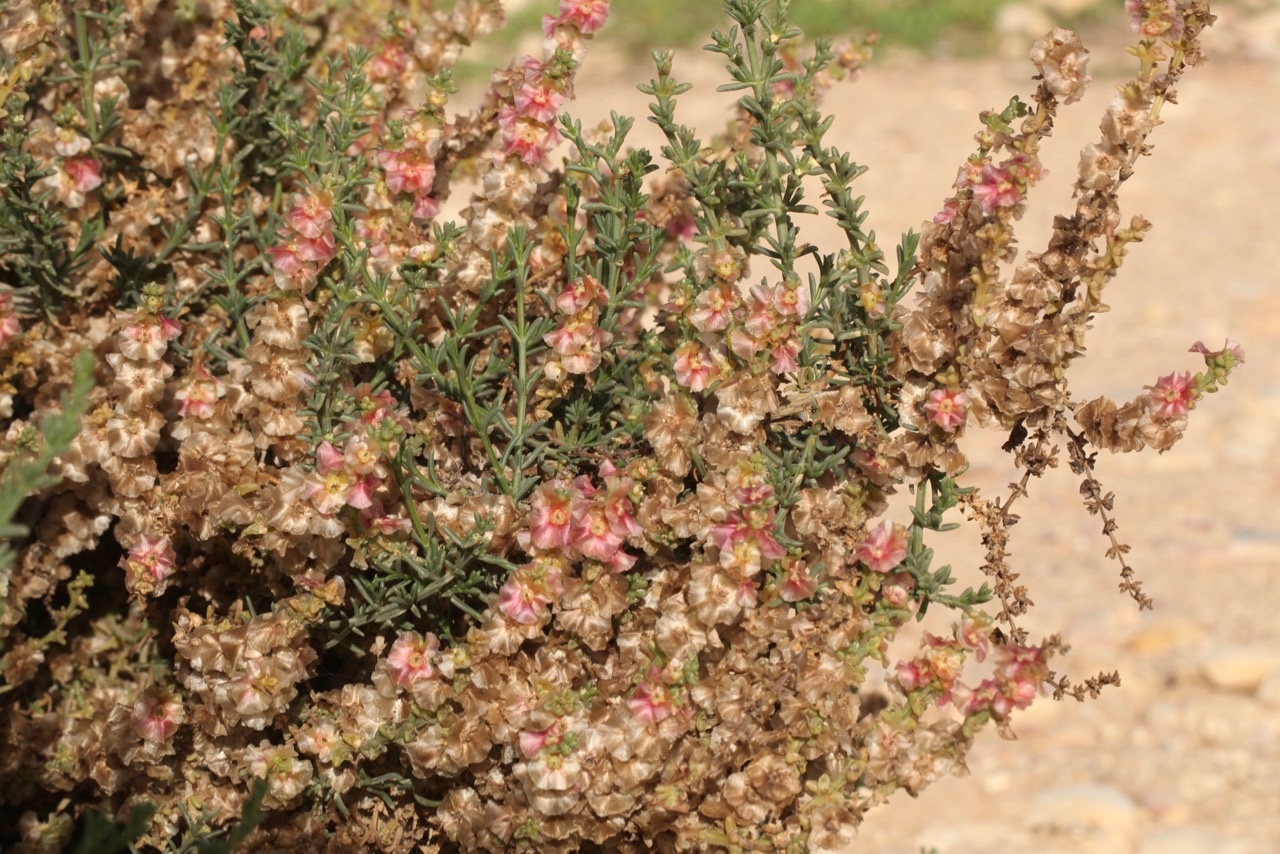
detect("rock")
[995,5,1055,56]
[914,821,1036,854]
[1137,826,1258,854]
[1258,669,1280,710]
[1126,617,1205,655]
[1026,784,1140,836]
[1031,0,1103,15]
[1197,644,1280,693]
[994,4,1053,36]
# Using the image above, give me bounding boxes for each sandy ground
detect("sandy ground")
[552,13,1280,854]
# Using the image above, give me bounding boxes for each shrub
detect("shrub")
[0,0,1236,851]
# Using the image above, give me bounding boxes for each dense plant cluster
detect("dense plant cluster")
[0,0,1239,851]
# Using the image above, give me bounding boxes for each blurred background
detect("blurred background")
[478,1,1280,851]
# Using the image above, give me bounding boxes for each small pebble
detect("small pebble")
[1197,645,1280,693]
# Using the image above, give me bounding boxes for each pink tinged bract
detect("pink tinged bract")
[1147,371,1195,419]
[923,387,969,432]
[855,522,909,573]
[386,631,440,688]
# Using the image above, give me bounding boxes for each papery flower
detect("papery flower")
[572,502,624,562]
[1190,338,1246,387]
[672,341,719,392]
[778,556,818,602]
[63,155,103,193]
[554,0,609,34]
[690,283,736,332]
[519,725,560,759]
[933,197,959,225]
[175,362,226,419]
[497,560,564,624]
[555,274,604,315]
[1147,371,1195,419]
[285,190,335,240]
[378,148,437,195]
[296,720,346,764]
[515,79,567,124]
[244,742,313,807]
[855,522,908,573]
[53,130,91,157]
[971,163,1021,215]
[0,292,20,347]
[1126,0,1184,40]
[119,313,182,361]
[120,533,176,596]
[1190,339,1245,364]
[923,386,969,432]
[628,670,675,725]
[769,282,811,318]
[386,631,441,688]
[131,687,184,744]
[1030,28,1091,105]
[543,314,612,374]
[498,104,561,165]
[770,336,802,375]
[527,479,578,552]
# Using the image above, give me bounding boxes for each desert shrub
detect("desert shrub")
[0,0,1237,851]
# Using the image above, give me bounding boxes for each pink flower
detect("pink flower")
[895,659,929,692]
[498,105,561,165]
[515,81,566,124]
[131,687,184,744]
[1126,0,1184,40]
[386,631,440,688]
[369,41,410,81]
[708,510,785,574]
[295,231,337,264]
[315,440,345,474]
[119,313,182,361]
[855,522,908,573]
[63,155,103,193]
[628,671,674,725]
[572,503,624,562]
[769,283,810,318]
[923,387,969,432]
[285,191,334,240]
[971,163,1021,215]
[0,292,22,348]
[413,194,440,224]
[497,575,550,624]
[120,533,177,596]
[672,341,719,392]
[1190,339,1245,365]
[933,197,959,225]
[528,480,578,552]
[378,148,437,196]
[546,0,609,35]
[544,315,612,375]
[175,362,225,418]
[690,283,736,332]
[519,725,560,759]
[778,556,818,602]
[497,560,564,624]
[770,336,802,375]
[359,502,411,536]
[1147,371,1195,419]
[268,238,307,280]
[555,275,604,315]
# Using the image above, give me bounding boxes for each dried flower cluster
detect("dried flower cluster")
[0,0,1237,851]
